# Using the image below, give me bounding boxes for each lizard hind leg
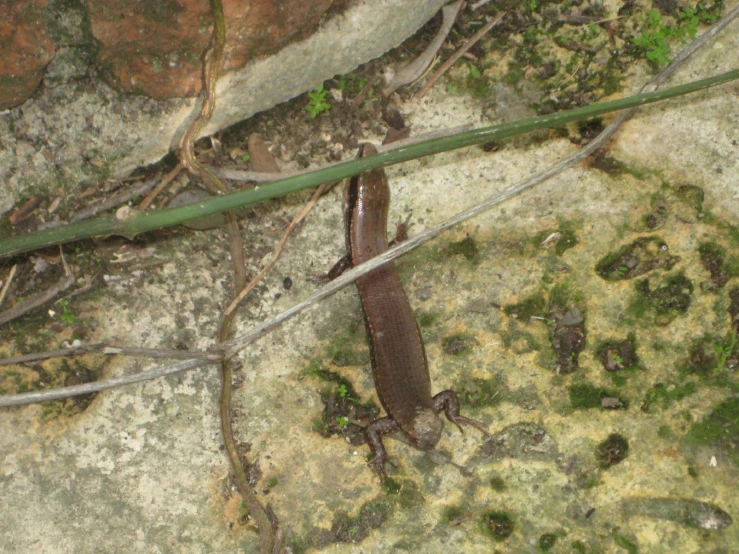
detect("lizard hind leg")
[433,390,490,436]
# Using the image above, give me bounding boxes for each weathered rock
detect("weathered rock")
[0,0,55,110]
[0,0,448,216]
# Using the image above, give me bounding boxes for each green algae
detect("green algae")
[569,383,626,410]
[596,236,678,281]
[629,272,694,326]
[482,510,514,542]
[596,433,629,468]
[683,396,739,466]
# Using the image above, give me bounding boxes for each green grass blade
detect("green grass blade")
[1,68,737,258]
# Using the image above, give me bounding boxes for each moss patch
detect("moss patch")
[482,510,514,542]
[596,333,638,372]
[538,532,558,551]
[595,236,678,281]
[569,383,627,410]
[444,236,479,263]
[442,333,476,356]
[597,433,629,468]
[683,331,738,377]
[683,396,739,466]
[698,241,739,289]
[460,377,503,409]
[629,272,694,326]
[532,222,579,256]
[640,381,697,412]
[504,292,547,321]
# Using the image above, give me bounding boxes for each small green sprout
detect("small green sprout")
[305,84,331,118]
[467,63,481,79]
[712,330,737,373]
[338,383,348,398]
[336,416,349,428]
[241,153,251,164]
[57,299,76,324]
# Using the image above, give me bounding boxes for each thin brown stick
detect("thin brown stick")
[0,259,74,326]
[0,264,17,308]
[224,182,331,317]
[70,179,158,223]
[412,11,505,101]
[0,344,222,366]
[139,163,184,211]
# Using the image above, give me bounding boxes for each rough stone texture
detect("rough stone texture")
[0,0,55,110]
[87,0,335,99]
[0,0,448,216]
[88,0,213,99]
[1,3,738,553]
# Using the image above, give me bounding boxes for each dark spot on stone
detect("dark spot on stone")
[483,511,514,541]
[596,237,679,281]
[597,433,629,468]
[549,305,586,373]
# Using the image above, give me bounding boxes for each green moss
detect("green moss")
[684,396,739,466]
[597,434,629,468]
[596,333,638,373]
[698,241,738,288]
[611,530,638,554]
[503,63,525,85]
[489,475,506,492]
[442,333,475,356]
[538,533,558,551]
[482,511,514,541]
[443,505,469,523]
[460,378,502,409]
[415,310,440,328]
[569,384,626,410]
[548,281,584,311]
[674,184,704,211]
[504,293,546,321]
[394,479,425,509]
[640,381,697,412]
[444,236,479,262]
[657,425,672,438]
[532,222,579,256]
[683,331,738,377]
[324,333,365,367]
[500,319,542,354]
[595,236,677,281]
[328,498,393,544]
[629,272,694,325]
[448,63,491,99]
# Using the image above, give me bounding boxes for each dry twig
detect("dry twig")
[0,264,17,308]
[224,181,330,317]
[412,12,505,101]
[139,163,184,211]
[0,253,74,326]
[0,343,221,366]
